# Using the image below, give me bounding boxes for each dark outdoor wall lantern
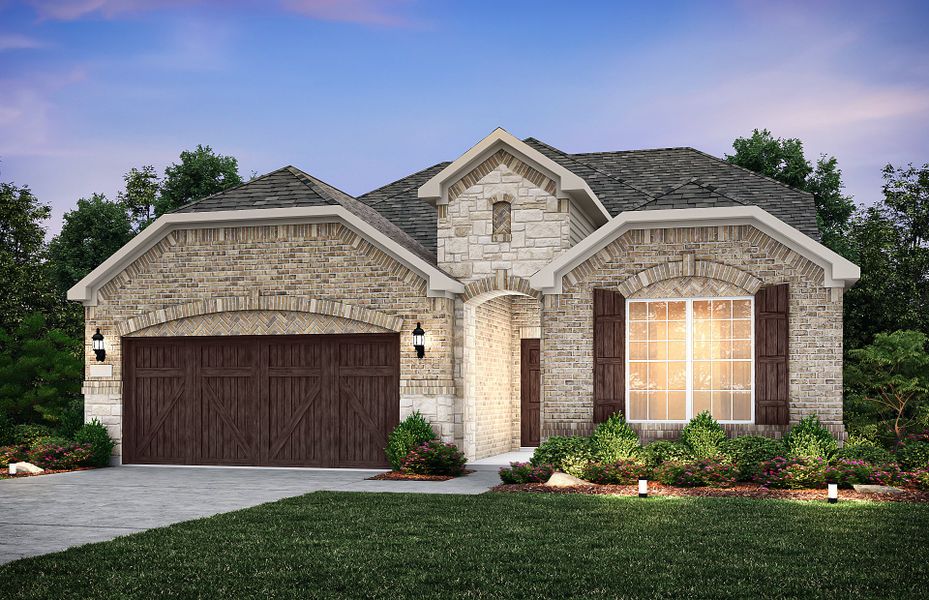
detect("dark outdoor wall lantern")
[412,322,426,359]
[91,328,106,362]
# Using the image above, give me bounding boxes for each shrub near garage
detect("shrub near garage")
[24,442,92,470]
[498,462,554,484]
[74,419,115,467]
[385,411,437,471]
[530,436,592,477]
[400,440,466,477]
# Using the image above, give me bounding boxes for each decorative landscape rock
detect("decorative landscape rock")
[545,471,588,487]
[852,484,904,495]
[10,462,44,475]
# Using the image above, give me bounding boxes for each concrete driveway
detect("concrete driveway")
[0,465,500,564]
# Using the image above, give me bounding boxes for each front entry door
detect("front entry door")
[520,338,541,447]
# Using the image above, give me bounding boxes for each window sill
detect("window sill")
[492,233,512,242]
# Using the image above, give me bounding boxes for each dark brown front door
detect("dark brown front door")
[122,334,399,468]
[520,338,541,447]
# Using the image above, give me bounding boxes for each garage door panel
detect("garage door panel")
[124,334,398,468]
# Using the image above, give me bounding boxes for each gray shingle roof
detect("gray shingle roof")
[174,165,438,266]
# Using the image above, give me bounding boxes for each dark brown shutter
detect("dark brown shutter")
[754,284,789,425]
[593,288,626,422]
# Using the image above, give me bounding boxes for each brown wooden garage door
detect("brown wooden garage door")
[122,334,400,468]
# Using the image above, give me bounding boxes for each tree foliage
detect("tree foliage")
[119,165,161,232]
[727,129,856,252]
[156,145,242,215]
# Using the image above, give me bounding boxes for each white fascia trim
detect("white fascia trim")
[417,127,611,226]
[67,206,464,306]
[530,206,860,293]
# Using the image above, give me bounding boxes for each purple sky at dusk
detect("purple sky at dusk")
[2,0,928,235]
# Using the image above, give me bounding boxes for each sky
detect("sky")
[2,0,928,235]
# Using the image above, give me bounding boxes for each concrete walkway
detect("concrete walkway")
[0,464,500,565]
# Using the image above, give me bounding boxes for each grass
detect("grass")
[1,492,927,599]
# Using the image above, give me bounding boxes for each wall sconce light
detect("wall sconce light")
[412,322,425,359]
[638,479,648,498]
[92,328,106,362]
[828,483,838,504]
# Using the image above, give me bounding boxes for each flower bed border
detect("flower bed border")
[0,467,96,480]
[367,469,475,482]
[491,482,929,503]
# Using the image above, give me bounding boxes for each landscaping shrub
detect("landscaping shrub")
[582,460,650,485]
[680,411,727,459]
[719,436,785,480]
[530,436,592,477]
[56,398,85,439]
[754,456,828,489]
[904,469,929,491]
[25,442,92,470]
[642,440,692,468]
[74,419,115,467]
[833,438,896,466]
[653,459,738,487]
[0,444,27,467]
[385,411,437,470]
[895,439,929,471]
[783,415,838,459]
[11,423,53,448]
[824,459,903,488]
[0,413,14,446]
[498,462,554,484]
[589,413,641,463]
[400,440,466,476]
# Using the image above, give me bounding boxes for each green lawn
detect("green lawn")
[1,492,927,599]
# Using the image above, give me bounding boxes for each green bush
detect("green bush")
[582,460,650,485]
[680,411,727,459]
[56,398,85,439]
[719,436,785,480]
[834,438,896,466]
[400,440,466,476]
[824,459,903,488]
[0,444,27,467]
[0,413,13,446]
[384,411,437,470]
[642,440,692,468]
[755,456,828,489]
[589,413,641,463]
[784,415,838,459]
[11,423,53,448]
[905,469,929,491]
[74,419,115,467]
[25,442,92,470]
[498,462,554,484]
[654,459,738,487]
[531,436,593,477]
[896,440,929,471]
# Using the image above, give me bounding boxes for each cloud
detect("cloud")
[0,33,44,50]
[26,0,185,20]
[279,0,416,27]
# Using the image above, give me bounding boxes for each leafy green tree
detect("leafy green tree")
[0,313,82,427]
[156,145,242,215]
[727,129,855,252]
[846,330,929,441]
[119,165,160,232]
[0,181,57,333]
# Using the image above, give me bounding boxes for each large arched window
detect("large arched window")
[492,200,511,240]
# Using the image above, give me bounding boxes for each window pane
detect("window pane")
[629,302,648,321]
[648,342,666,360]
[629,392,647,420]
[732,340,752,359]
[668,391,687,420]
[668,341,686,360]
[732,362,751,390]
[712,300,732,319]
[693,320,711,342]
[647,302,667,321]
[649,392,668,420]
[693,341,711,360]
[629,363,647,390]
[713,391,733,420]
[630,322,648,340]
[712,340,730,359]
[713,320,731,340]
[668,320,686,340]
[649,362,667,390]
[732,300,752,318]
[732,319,751,339]
[648,321,667,340]
[667,301,686,320]
[629,342,647,360]
[693,300,711,319]
[732,392,752,421]
[693,391,711,414]
[668,362,686,389]
[693,362,712,390]
[713,362,731,389]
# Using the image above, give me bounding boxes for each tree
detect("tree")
[156,145,242,215]
[0,313,82,426]
[843,164,929,349]
[727,129,855,253]
[846,330,929,441]
[0,181,57,333]
[47,194,134,298]
[119,165,160,232]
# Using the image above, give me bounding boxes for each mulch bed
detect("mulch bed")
[367,470,475,482]
[1,467,95,480]
[491,482,929,503]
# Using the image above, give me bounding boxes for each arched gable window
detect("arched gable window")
[492,200,511,240]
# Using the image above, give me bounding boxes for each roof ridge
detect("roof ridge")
[571,146,696,156]
[523,137,656,200]
[169,166,296,213]
[285,165,354,205]
[686,147,815,199]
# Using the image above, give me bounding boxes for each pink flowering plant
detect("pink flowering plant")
[653,459,738,487]
[0,444,28,468]
[754,456,828,489]
[824,459,904,488]
[24,442,93,470]
[901,469,929,491]
[400,440,467,476]
[582,460,651,485]
[498,462,554,484]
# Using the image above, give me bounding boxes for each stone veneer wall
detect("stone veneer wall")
[542,225,845,442]
[82,222,457,457]
[510,296,542,447]
[437,155,572,281]
[473,296,513,459]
